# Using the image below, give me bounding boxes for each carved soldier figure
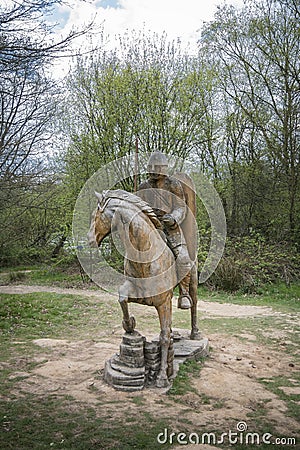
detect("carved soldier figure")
[137,152,193,309]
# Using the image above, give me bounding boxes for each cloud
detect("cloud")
[118,0,217,37]
[50,0,244,77]
[57,0,244,44]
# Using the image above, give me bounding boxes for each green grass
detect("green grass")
[1,264,299,312]
[0,265,38,273]
[0,395,172,449]
[201,315,299,354]
[0,293,91,339]
[131,395,146,406]
[0,292,121,346]
[0,292,172,449]
[199,282,300,312]
[0,264,92,288]
[259,375,300,420]
[168,359,204,396]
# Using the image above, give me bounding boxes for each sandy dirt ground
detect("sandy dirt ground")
[1,284,299,448]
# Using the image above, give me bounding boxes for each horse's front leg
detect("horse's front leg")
[119,283,136,333]
[155,294,172,388]
[190,265,201,340]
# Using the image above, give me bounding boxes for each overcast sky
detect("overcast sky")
[49,0,244,77]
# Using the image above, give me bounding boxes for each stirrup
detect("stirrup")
[177,295,192,310]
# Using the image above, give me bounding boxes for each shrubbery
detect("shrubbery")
[200,232,300,292]
[1,228,299,294]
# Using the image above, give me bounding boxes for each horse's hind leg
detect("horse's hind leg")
[190,265,201,340]
[119,282,136,333]
[155,294,172,388]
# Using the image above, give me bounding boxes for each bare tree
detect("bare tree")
[200,0,300,237]
[0,0,92,262]
[0,0,91,72]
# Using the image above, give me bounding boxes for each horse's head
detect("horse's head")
[88,188,162,250]
[87,191,113,247]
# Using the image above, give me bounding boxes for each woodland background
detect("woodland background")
[1,0,299,291]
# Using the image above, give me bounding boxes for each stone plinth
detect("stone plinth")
[172,336,209,380]
[144,339,161,386]
[103,331,209,391]
[104,331,145,391]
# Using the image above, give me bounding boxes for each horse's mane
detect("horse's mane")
[105,189,162,229]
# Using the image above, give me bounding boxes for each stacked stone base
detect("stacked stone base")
[104,331,145,391]
[104,330,209,391]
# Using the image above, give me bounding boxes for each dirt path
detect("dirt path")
[0,284,112,298]
[1,283,299,446]
[0,284,277,317]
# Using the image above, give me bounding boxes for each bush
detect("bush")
[200,232,300,292]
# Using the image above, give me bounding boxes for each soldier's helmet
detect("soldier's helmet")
[147,151,168,176]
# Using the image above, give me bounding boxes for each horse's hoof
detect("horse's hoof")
[156,376,170,388]
[122,316,136,333]
[190,330,202,340]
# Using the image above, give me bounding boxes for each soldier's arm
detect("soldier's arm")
[168,178,186,225]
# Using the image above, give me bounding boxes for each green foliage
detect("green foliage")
[64,34,211,203]
[0,178,74,267]
[0,1,299,273]
[200,0,300,239]
[201,233,300,292]
[0,0,85,268]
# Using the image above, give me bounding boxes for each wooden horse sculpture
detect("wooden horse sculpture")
[88,189,199,388]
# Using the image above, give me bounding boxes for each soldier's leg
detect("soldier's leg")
[165,227,192,309]
[174,245,192,309]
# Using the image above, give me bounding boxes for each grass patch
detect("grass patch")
[0,292,121,344]
[0,395,172,449]
[168,359,204,396]
[199,282,300,313]
[0,293,91,340]
[259,375,300,420]
[0,263,94,289]
[201,315,299,351]
[131,395,146,406]
[0,265,38,273]
[26,268,91,288]
[7,271,28,283]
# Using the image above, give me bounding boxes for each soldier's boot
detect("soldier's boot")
[177,273,192,310]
